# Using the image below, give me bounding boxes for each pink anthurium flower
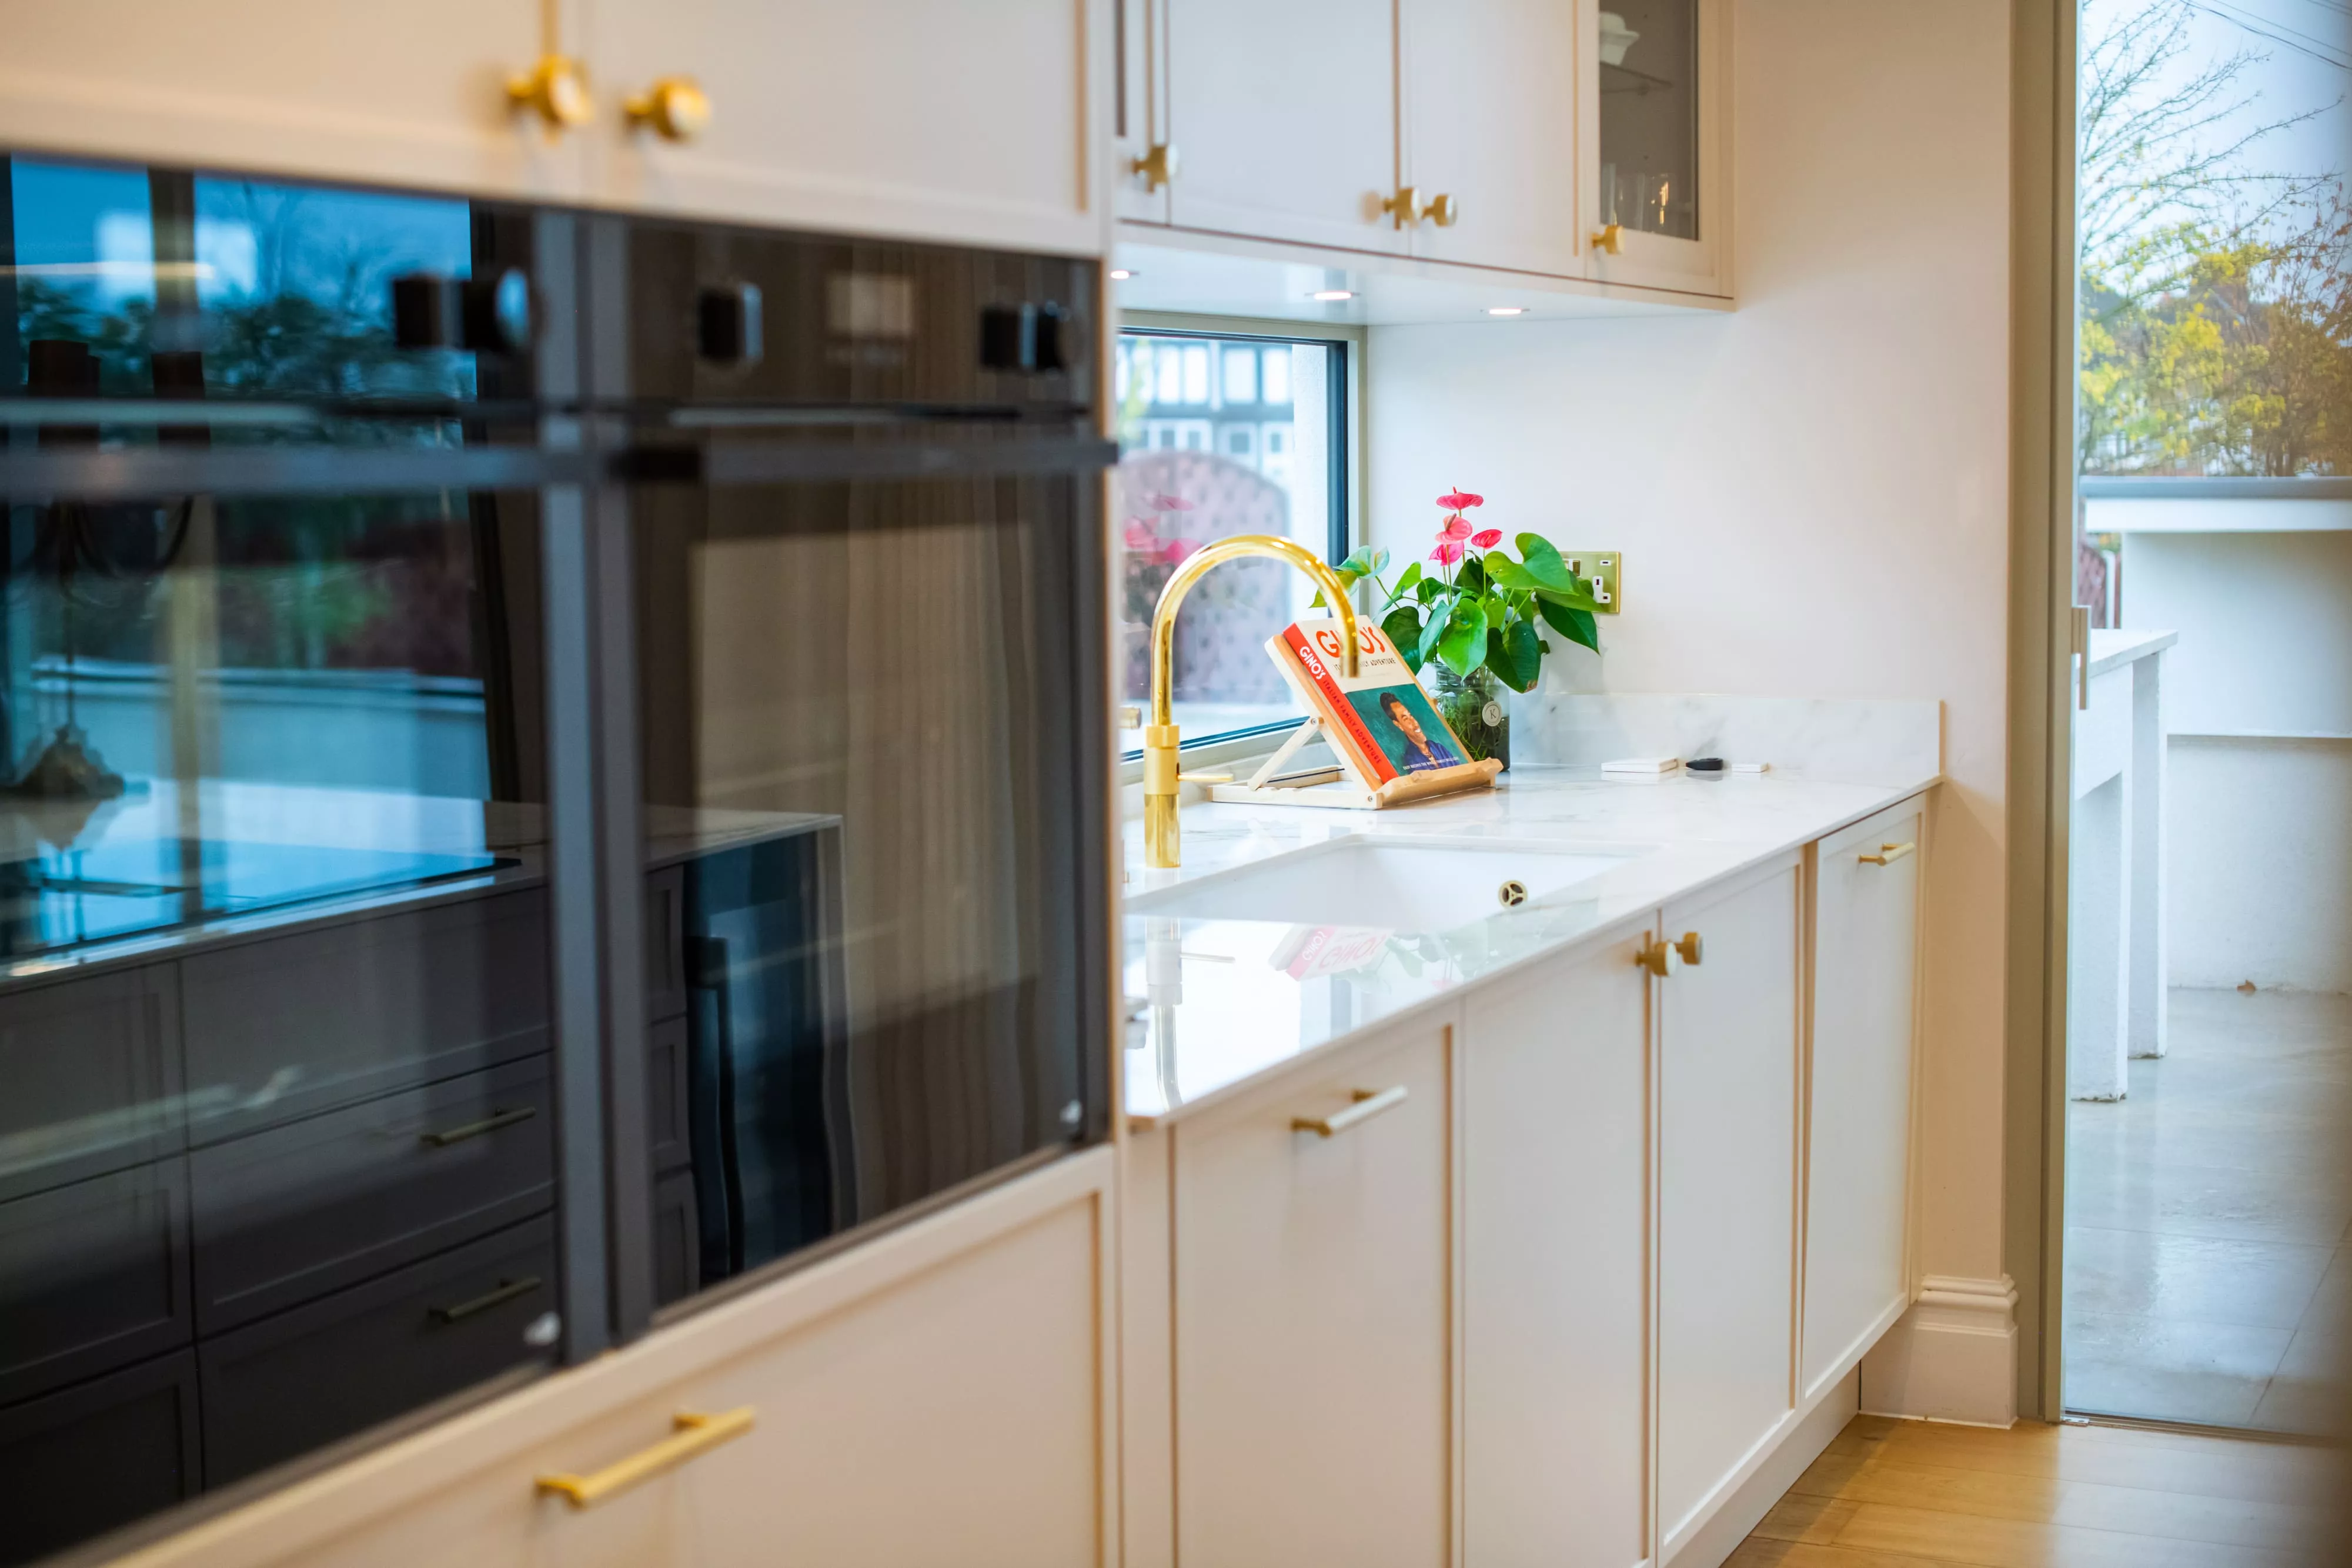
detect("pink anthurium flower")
[1122,519,1158,552]
[1429,539,1467,566]
[1438,514,1475,541]
[1436,489,1484,510]
[1148,492,1195,512]
[1162,537,1200,565]
[1471,528,1503,549]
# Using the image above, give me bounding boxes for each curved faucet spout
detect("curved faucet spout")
[1142,534,1359,869]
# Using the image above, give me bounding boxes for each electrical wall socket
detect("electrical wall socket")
[1563,551,1622,614]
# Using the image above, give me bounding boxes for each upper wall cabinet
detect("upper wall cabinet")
[1163,0,1405,256]
[1579,0,1732,293]
[0,1,587,201]
[1401,0,1584,278]
[584,0,1106,256]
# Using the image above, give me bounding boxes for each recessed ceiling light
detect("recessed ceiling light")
[1486,306,1528,316]
[1109,268,1135,280]
[1310,289,1355,302]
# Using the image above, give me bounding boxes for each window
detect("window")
[1113,328,1348,753]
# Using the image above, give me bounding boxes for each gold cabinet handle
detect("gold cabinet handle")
[507,55,593,131]
[1591,222,1623,255]
[1381,185,1424,229]
[1292,1085,1408,1138]
[537,1409,756,1510]
[419,1105,536,1148]
[1130,142,1179,190]
[1424,192,1460,228]
[430,1275,542,1324]
[624,76,711,142]
[1859,841,1916,867]
[1636,931,1703,975]
[2072,603,2092,711]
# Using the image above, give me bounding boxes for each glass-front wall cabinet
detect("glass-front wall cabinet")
[1585,0,1726,293]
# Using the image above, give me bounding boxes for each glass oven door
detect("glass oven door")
[626,449,1110,1315]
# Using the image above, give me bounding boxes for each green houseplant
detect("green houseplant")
[1324,490,1603,766]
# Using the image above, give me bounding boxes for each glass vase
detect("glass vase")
[1431,664,1508,769]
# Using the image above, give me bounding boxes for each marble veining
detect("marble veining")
[1121,765,1938,1125]
[1509,693,1942,781]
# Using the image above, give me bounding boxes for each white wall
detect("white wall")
[1365,2,2017,1410]
[2117,525,2352,994]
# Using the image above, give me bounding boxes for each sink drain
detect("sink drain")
[1498,880,1529,908]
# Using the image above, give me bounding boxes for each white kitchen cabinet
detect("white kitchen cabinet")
[1578,0,1732,295]
[1402,0,1585,277]
[1656,857,1799,1557]
[1802,797,1924,1401]
[1164,0,1407,256]
[1170,1011,1454,1567]
[0,1,586,202]
[585,0,1105,255]
[1113,0,1172,225]
[1461,929,1651,1568]
[112,1150,1116,1568]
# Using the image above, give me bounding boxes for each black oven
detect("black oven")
[0,155,1112,1564]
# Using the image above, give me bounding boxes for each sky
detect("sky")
[2092,0,2352,188]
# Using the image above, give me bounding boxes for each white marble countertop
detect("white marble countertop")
[1120,764,1939,1126]
[2088,626,2176,676]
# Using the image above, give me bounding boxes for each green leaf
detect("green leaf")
[1482,590,1508,627]
[1534,593,1601,654]
[1417,594,1456,667]
[1501,617,1543,689]
[1532,583,1603,615]
[1338,546,1389,578]
[1382,560,1425,609]
[1382,603,1427,672]
[1456,554,1488,597]
[1483,628,1524,693]
[1415,575,1443,604]
[1308,564,1365,611]
[1435,594,1488,676]
[1514,534,1578,593]
[1483,556,1540,593]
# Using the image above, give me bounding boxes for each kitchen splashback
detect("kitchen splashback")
[1510,694,1941,783]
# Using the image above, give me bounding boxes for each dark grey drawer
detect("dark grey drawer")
[0,1161,191,1406]
[0,1350,201,1568]
[199,1214,556,1487]
[189,1058,556,1333]
[181,888,550,1139]
[0,966,182,1203]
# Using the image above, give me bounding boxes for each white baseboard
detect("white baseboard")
[1859,1274,2019,1427]
[1665,1370,1859,1568]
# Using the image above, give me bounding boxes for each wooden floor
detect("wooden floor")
[1730,1413,2352,1566]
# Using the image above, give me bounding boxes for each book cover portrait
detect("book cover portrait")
[1343,683,1464,775]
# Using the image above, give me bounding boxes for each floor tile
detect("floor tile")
[2064,1226,2332,1331]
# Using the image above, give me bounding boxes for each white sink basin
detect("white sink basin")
[1126,835,1638,932]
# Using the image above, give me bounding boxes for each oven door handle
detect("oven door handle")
[614,434,1118,487]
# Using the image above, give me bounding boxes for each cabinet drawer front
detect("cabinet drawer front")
[181,890,550,1139]
[0,1161,192,1405]
[0,1350,201,1568]
[198,1216,556,1489]
[0,966,182,1203]
[189,1058,556,1333]
[1172,1020,1453,1568]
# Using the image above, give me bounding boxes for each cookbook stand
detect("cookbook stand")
[1204,714,1502,811]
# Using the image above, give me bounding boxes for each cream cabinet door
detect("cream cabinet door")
[584,0,1104,255]
[116,1151,1115,1568]
[1656,860,1799,1557]
[0,2,585,199]
[1401,0,1583,277]
[1112,0,1171,224]
[1462,930,1651,1568]
[1171,1012,1454,1567]
[1802,798,1924,1400]
[1164,0,1406,255]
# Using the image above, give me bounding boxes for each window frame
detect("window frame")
[1113,313,1364,764]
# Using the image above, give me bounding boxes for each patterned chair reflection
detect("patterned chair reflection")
[1114,450,1295,713]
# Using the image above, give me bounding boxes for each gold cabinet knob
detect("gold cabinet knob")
[1382,185,1422,229]
[1424,192,1460,228]
[507,55,593,131]
[1673,930,1703,967]
[1130,142,1179,190]
[625,76,711,142]
[1637,930,1704,975]
[1591,222,1624,255]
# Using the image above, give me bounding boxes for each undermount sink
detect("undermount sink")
[1125,835,1639,932]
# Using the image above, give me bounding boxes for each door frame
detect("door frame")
[2003,0,2079,1427]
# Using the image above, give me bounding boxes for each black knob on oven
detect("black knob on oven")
[980,302,1071,373]
[697,282,764,366]
[390,269,532,353]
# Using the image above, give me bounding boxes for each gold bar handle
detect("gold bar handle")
[420,1105,536,1148]
[1859,841,1916,867]
[1292,1085,1408,1138]
[2072,603,2092,712]
[537,1409,756,1510]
